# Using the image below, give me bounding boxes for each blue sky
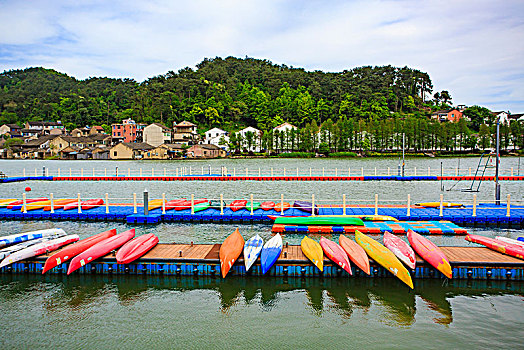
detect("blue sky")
[1,0,523,112]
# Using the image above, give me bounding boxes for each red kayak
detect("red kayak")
[466,234,524,260]
[261,201,275,211]
[63,199,104,211]
[320,237,352,275]
[8,197,47,209]
[116,233,159,264]
[44,199,77,211]
[164,198,186,211]
[219,228,245,278]
[42,229,117,273]
[339,235,370,275]
[408,229,452,278]
[67,229,135,274]
[172,198,207,210]
[229,200,247,212]
[383,231,416,270]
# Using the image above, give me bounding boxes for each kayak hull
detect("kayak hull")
[355,230,413,289]
[230,200,247,212]
[219,228,245,278]
[408,229,452,278]
[294,200,319,215]
[116,233,159,264]
[260,201,275,211]
[42,229,117,273]
[339,235,370,275]
[383,232,416,270]
[260,234,282,275]
[0,228,66,249]
[272,216,364,226]
[466,234,524,260]
[301,236,323,272]
[67,229,135,274]
[243,234,263,271]
[320,237,352,275]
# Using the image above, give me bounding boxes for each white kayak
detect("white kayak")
[0,234,79,268]
[495,236,524,247]
[260,233,283,275]
[0,228,66,248]
[383,231,416,270]
[0,237,61,261]
[243,234,264,271]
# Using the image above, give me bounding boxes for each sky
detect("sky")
[0,0,523,112]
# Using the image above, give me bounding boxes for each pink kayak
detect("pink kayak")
[0,235,79,268]
[63,199,104,211]
[116,233,159,264]
[339,234,370,275]
[383,231,416,270]
[67,229,135,274]
[407,229,452,278]
[466,234,524,260]
[320,237,352,275]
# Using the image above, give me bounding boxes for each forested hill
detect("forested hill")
[0,57,436,131]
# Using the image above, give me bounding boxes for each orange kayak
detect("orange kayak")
[219,228,245,278]
[274,202,291,212]
[44,199,77,211]
[339,234,370,275]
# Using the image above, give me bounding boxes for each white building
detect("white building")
[273,122,297,133]
[143,123,172,147]
[237,126,262,152]
[204,128,227,144]
[209,134,230,151]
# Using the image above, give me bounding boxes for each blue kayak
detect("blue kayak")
[518,237,524,243]
[261,233,283,275]
[0,228,66,248]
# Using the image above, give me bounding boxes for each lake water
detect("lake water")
[0,158,523,349]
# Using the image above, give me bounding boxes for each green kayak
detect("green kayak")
[273,216,364,226]
[194,202,210,212]
[248,201,261,211]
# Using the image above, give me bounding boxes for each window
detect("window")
[113,151,117,156]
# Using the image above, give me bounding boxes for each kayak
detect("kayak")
[193,202,210,212]
[173,199,208,211]
[341,215,398,222]
[261,201,275,211]
[408,229,452,278]
[219,228,245,278]
[8,197,47,209]
[116,233,159,264]
[518,237,524,243]
[63,199,104,211]
[320,237,352,275]
[294,200,319,215]
[495,236,524,247]
[147,199,164,211]
[415,202,464,208]
[248,201,261,211]
[42,229,117,273]
[164,198,187,211]
[271,216,364,226]
[230,200,247,212]
[274,202,291,212]
[260,233,283,275]
[0,228,66,249]
[339,234,370,275]
[383,232,416,270]
[21,199,53,211]
[243,234,264,271]
[44,199,77,211]
[466,234,524,260]
[67,229,135,274]
[0,199,16,206]
[0,235,79,269]
[355,230,413,289]
[301,236,323,272]
[209,200,226,209]
[1,237,59,261]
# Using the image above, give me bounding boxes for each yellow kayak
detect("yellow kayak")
[301,236,323,272]
[416,202,464,208]
[0,199,17,206]
[22,199,55,211]
[148,199,164,211]
[355,230,413,289]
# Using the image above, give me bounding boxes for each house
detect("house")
[111,118,146,143]
[173,120,198,144]
[273,122,297,133]
[109,142,155,160]
[187,144,226,158]
[143,123,172,147]
[237,126,262,152]
[19,135,58,158]
[71,127,90,137]
[90,126,105,135]
[49,134,111,155]
[491,111,509,124]
[204,128,227,143]
[20,128,41,139]
[25,121,64,135]
[92,147,110,160]
[508,113,524,122]
[0,124,22,136]
[209,134,230,150]
[431,109,463,122]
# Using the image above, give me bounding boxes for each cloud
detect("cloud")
[0,0,523,112]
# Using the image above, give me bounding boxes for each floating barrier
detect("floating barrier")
[1,243,523,281]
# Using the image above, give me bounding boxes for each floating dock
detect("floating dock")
[2,243,523,281]
[2,175,524,183]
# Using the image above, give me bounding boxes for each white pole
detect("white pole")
[50,193,54,213]
[69,168,72,176]
[343,194,346,216]
[189,166,192,175]
[259,167,261,177]
[506,194,511,217]
[361,167,364,176]
[374,167,377,176]
[92,168,95,177]
[46,168,49,176]
[250,194,254,215]
[191,194,194,214]
[511,167,514,176]
[104,168,107,176]
[58,168,60,176]
[428,167,431,176]
[128,168,131,177]
[77,193,82,214]
[407,194,411,217]
[283,168,286,177]
[469,167,471,176]
[374,194,378,215]
[105,193,109,214]
[133,193,137,214]
[439,194,443,217]
[176,168,179,176]
[35,168,37,176]
[335,168,338,176]
[162,193,166,214]
[473,194,477,217]
[322,167,325,176]
[414,167,417,176]
[220,194,224,215]
[246,168,249,177]
[152,168,154,176]
[233,168,236,176]
[140,168,143,176]
[22,193,27,213]
[81,168,84,177]
[348,167,351,176]
[165,168,167,177]
[23,168,26,176]
[280,194,284,215]
[311,194,315,217]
